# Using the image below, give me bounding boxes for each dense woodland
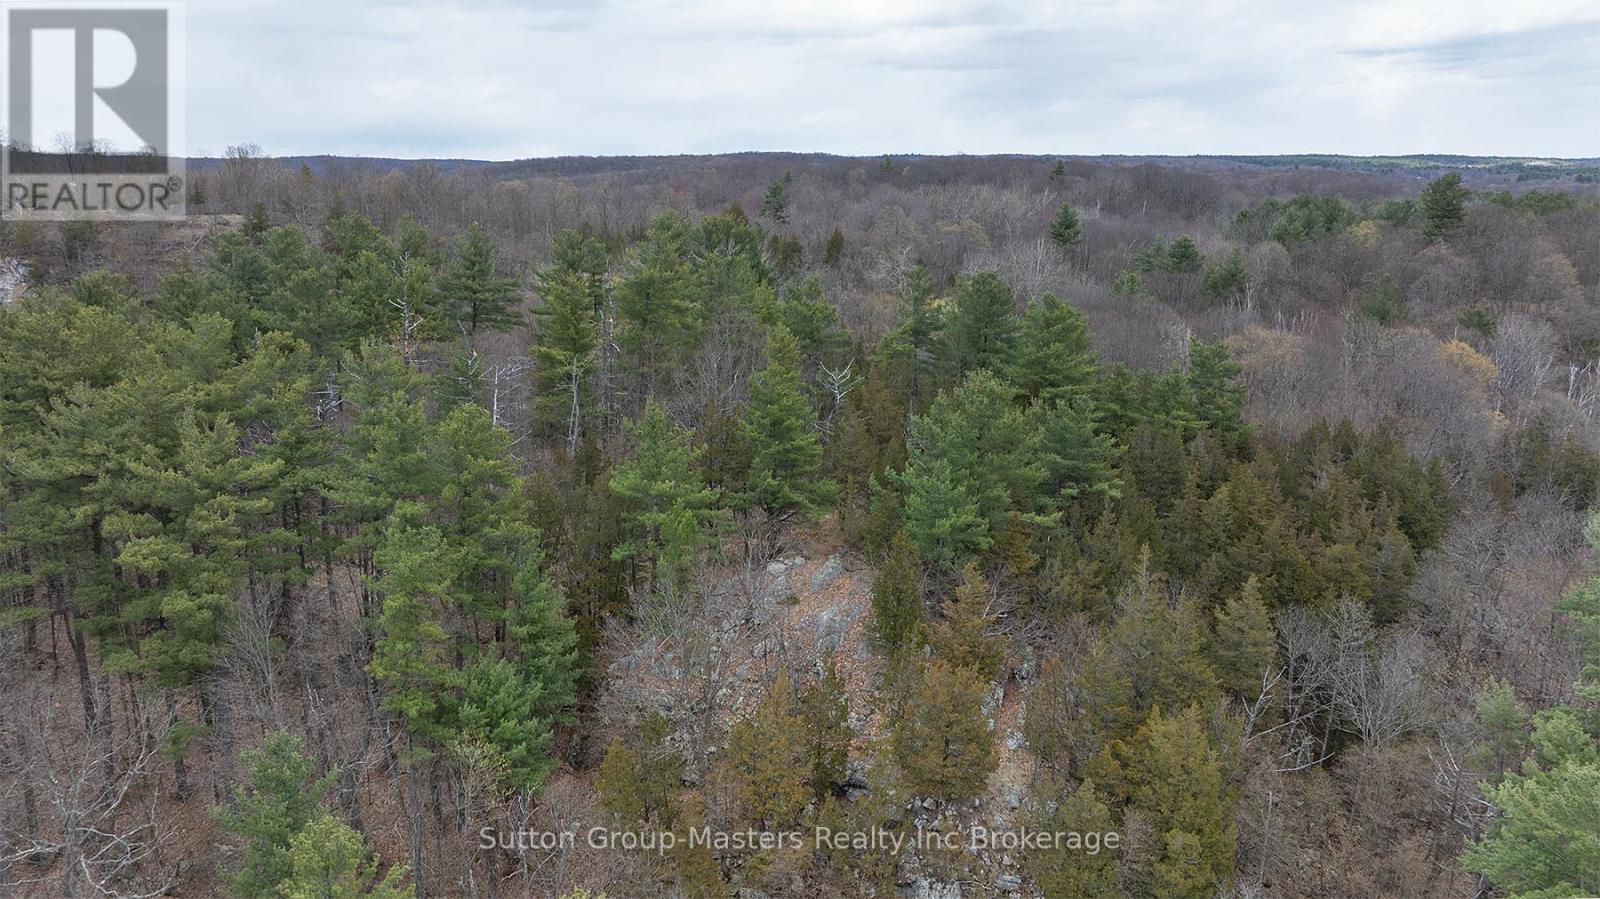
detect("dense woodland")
[2,152,1599,898]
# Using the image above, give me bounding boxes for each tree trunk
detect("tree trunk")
[68,621,97,736]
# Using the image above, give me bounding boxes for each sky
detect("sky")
[174,0,1599,159]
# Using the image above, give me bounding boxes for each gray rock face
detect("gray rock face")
[810,553,846,592]
[815,601,865,653]
[994,873,1023,893]
[909,877,965,899]
[759,570,790,603]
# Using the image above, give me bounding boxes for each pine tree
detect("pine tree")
[1048,203,1082,253]
[548,229,608,313]
[1472,679,1529,778]
[1421,172,1470,239]
[1187,339,1249,451]
[1210,576,1276,696]
[617,213,703,384]
[1036,398,1121,507]
[823,227,845,266]
[453,655,561,794]
[1202,249,1249,305]
[722,672,809,828]
[215,730,337,898]
[871,530,924,653]
[1007,294,1097,405]
[280,814,410,899]
[891,659,996,802]
[894,265,942,406]
[799,659,853,800]
[596,738,646,823]
[1028,780,1118,899]
[609,402,722,573]
[943,272,1018,378]
[740,327,836,520]
[895,370,1042,558]
[1166,236,1203,273]
[532,266,600,454]
[760,171,793,224]
[1117,707,1236,898]
[928,564,1006,682]
[895,457,989,568]
[440,223,521,334]
[370,522,459,742]
[1463,762,1600,898]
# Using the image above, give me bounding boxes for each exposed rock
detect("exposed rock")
[766,560,788,576]
[1004,785,1024,810]
[995,873,1022,893]
[1015,644,1037,682]
[759,570,790,603]
[844,763,870,789]
[0,258,28,306]
[815,601,865,653]
[810,553,846,591]
[909,876,964,899]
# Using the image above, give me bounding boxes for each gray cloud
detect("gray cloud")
[178,0,1600,158]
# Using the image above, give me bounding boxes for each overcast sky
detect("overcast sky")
[181,0,1599,159]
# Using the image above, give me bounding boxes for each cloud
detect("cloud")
[178,0,1600,158]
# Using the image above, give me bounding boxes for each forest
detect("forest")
[1,151,1598,898]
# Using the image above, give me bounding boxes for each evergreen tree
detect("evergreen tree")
[1202,249,1249,305]
[1028,781,1118,899]
[609,402,722,573]
[596,738,646,823]
[617,213,703,383]
[1187,338,1248,449]
[1464,762,1600,898]
[891,659,996,802]
[1166,237,1203,273]
[453,654,562,794]
[871,530,924,653]
[1048,202,1082,253]
[722,672,809,828]
[1210,577,1276,696]
[1007,294,1098,405]
[1114,707,1236,898]
[799,660,852,800]
[1035,398,1121,507]
[547,229,608,313]
[1421,173,1470,239]
[370,522,459,742]
[1472,679,1530,777]
[894,265,943,406]
[895,370,1043,561]
[943,272,1019,378]
[440,223,521,334]
[280,814,410,899]
[740,327,836,520]
[1106,552,1220,713]
[761,171,793,224]
[215,731,337,898]
[927,565,1006,682]
[896,457,989,568]
[823,227,846,266]
[532,266,601,454]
